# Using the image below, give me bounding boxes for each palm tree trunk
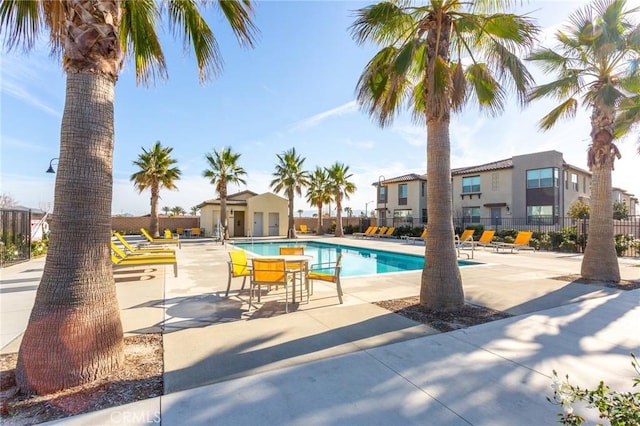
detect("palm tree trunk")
[582,157,620,281]
[335,195,344,237]
[221,198,228,239]
[316,205,323,235]
[420,119,464,311]
[150,185,160,237]
[288,191,295,238]
[16,73,124,393]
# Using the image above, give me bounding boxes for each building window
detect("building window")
[527,168,557,188]
[421,208,427,224]
[421,182,425,197]
[462,207,480,223]
[379,186,387,203]
[564,171,568,189]
[462,176,480,193]
[527,205,554,224]
[394,209,413,226]
[398,184,408,205]
[571,173,578,191]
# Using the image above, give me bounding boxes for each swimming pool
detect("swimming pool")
[231,241,477,277]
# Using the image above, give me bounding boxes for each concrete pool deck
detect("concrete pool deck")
[1,235,639,424]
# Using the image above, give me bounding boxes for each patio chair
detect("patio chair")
[455,229,475,247]
[405,228,428,244]
[113,232,175,255]
[111,243,178,277]
[176,227,185,237]
[493,231,535,253]
[366,226,387,239]
[226,250,251,297]
[140,227,181,248]
[299,224,310,234]
[353,226,376,238]
[471,230,496,249]
[250,258,293,313]
[191,227,201,238]
[307,253,343,304]
[376,226,396,238]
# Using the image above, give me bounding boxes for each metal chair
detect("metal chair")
[250,258,292,313]
[307,253,343,304]
[226,250,251,297]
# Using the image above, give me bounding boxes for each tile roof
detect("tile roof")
[451,158,513,175]
[373,173,426,185]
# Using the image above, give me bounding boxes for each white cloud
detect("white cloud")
[290,100,358,131]
[392,123,426,147]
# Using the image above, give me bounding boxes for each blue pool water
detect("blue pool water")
[232,241,477,277]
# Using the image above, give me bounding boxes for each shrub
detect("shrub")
[537,233,553,251]
[614,234,635,257]
[559,240,577,253]
[31,239,48,257]
[549,354,640,425]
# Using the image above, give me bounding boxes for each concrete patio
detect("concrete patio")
[1,235,638,425]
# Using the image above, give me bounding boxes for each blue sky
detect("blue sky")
[1,0,638,216]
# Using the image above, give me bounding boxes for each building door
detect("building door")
[253,212,263,237]
[491,207,502,226]
[233,211,245,237]
[268,212,279,236]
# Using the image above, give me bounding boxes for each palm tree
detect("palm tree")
[527,0,639,282]
[131,142,181,237]
[202,147,247,240]
[345,207,353,217]
[270,148,309,238]
[171,206,186,216]
[306,167,333,235]
[162,206,171,216]
[1,0,256,394]
[297,209,304,217]
[326,163,356,237]
[351,1,537,311]
[190,206,200,216]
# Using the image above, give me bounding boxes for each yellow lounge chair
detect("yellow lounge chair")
[471,230,496,248]
[493,231,535,253]
[113,232,175,255]
[226,250,251,297]
[375,226,396,238]
[455,229,475,246]
[298,224,311,234]
[366,226,387,239]
[405,228,428,244]
[353,226,376,238]
[141,227,181,248]
[111,243,178,277]
[307,253,343,304]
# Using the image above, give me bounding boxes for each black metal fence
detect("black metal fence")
[1,208,32,267]
[377,215,640,257]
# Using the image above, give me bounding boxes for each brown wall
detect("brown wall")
[294,217,377,234]
[111,216,200,235]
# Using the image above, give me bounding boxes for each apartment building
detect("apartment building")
[374,150,636,226]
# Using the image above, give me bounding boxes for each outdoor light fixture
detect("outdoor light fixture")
[46,158,59,174]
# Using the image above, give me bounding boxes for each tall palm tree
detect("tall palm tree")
[351,0,537,311]
[131,142,181,237]
[162,206,171,215]
[202,147,247,240]
[1,0,256,394]
[306,167,333,235]
[527,0,640,282]
[190,206,200,216]
[326,163,356,237]
[270,148,309,239]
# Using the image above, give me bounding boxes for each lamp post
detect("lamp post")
[378,175,386,226]
[46,158,59,174]
[364,200,374,217]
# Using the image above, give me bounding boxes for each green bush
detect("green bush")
[559,240,577,253]
[31,239,48,257]
[615,234,635,257]
[537,233,553,251]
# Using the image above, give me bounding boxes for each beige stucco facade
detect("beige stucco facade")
[198,191,288,238]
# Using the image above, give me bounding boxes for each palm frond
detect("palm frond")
[355,45,411,127]
[166,0,221,82]
[526,48,571,74]
[121,0,167,86]
[482,37,535,106]
[538,98,578,131]
[215,0,257,48]
[613,95,640,140]
[350,1,415,46]
[450,60,467,112]
[528,74,582,102]
[42,0,65,56]
[466,63,505,116]
[0,0,41,51]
